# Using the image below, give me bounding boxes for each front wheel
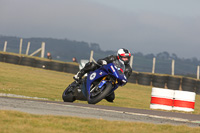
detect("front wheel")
[88,82,113,104]
[62,81,76,102]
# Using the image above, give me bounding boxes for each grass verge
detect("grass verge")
[0,62,200,113]
[1,110,200,133]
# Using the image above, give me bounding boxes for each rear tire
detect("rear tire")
[88,82,113,104]
[62,82,76,102]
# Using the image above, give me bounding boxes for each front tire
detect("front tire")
[88,82,113,104]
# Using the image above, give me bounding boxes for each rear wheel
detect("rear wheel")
[88,82,113,104]
[62,81,77,102]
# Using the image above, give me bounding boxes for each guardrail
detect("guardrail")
[0,52,79,75]
[128,71,199,94]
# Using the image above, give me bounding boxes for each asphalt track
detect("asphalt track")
[1,96,200,127]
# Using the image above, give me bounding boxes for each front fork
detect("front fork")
[95,76,116,92]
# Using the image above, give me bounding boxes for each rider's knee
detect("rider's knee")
[84,62,97,71]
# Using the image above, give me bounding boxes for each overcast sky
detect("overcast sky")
[1,0,200,59]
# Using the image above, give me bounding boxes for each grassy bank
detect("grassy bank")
[0,62,200,113]
[1,110,200,133]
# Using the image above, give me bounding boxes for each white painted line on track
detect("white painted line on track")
[0,93,48,100]
[47,102,200,124]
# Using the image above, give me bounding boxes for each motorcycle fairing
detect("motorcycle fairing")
[86,68,108,97]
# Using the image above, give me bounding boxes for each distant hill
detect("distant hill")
[0,35,199,77]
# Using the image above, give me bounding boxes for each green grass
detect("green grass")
[0,62,200,113]
[1,110,200,133]
[1,62,200,132]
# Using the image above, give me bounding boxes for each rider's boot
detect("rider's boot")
[73,70,85,83]
[105,92,115,103]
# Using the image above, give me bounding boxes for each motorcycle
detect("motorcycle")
[62,60,127,104]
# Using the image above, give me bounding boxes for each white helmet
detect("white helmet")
[117,48,131,65]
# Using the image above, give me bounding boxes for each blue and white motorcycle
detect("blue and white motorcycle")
[62,60,127,104]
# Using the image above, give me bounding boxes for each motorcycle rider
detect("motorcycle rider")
[73,48,132,102]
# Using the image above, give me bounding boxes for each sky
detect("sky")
[1,0,200,59]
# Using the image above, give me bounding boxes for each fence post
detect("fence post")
[3,41,7,52]
[41,42,45,58]
[152,57,156,73]
[19,38,23,54]
[130,55,134,69]
[197,66,200,80]
[172,59,175,76]
[26,42,30,55]
[89,50,97,63]
[90,50,94,62]
[29,42,45,57]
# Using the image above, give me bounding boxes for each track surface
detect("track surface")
[1,96,200,127]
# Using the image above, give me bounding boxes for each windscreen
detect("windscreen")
[113,60,125,75]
